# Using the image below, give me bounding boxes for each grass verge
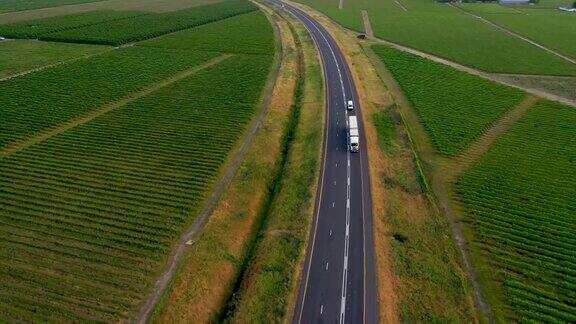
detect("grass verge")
[220,4,325,322]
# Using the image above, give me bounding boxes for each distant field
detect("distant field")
[296,0,576,75]
[372,45,525,155]
[462,4,576,60]
[0,8,274,321]
[0,10,145,38]
[138,11,275,55]
[0,0,107,12]
[0,0,256,45]
[457,100,576,322]
[40,0,257,45]
[529,0,573,7]
[0,39,106,78]
[0,0,222,25]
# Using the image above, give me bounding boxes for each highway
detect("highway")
[269,1,378,323]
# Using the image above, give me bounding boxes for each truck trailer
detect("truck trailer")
[348,115,359,152]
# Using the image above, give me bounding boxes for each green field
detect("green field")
[0,40,106,78]
[462,3,576,61]
[0,46,218,147]
[457,100,576,322]
[41,0,257,45]
[138,11,275,55]
[0,10,145,38]
[0,0,108,12]
[296,0,576,75]
[0,9,274,321]
[372,45,525,156]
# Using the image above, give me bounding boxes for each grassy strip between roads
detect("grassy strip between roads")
[222,6,324,322]
[149,5,301,322]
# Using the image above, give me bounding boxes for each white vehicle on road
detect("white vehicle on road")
[347,100,354,110]
[348,115,359,152]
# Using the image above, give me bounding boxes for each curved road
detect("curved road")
[269,1,378,323]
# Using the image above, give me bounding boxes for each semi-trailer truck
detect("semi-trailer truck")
[348,115,359,152]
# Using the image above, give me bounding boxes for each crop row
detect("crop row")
[457,100,576,322]
[42,0,258,45]
[0,46,217,148]
[372,45,525,156]
[0,10,145,38]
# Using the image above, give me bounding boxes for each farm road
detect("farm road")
[269,1,378,323]
[0,54,233,157]
[361,10,373,38]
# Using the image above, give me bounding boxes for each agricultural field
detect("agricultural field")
[296,0,576,75]
[0,7,275,321]
[0,55,272,321]
[0,0,108,12]
[0,46,219,147]
[457,100,576,322]
[461,3,576,60]
[372,45,525,156]
[0,39,106,79]
[0,0,224,25]
[41,0,257,45]
[0,10,145,39]
[138,11,275,55]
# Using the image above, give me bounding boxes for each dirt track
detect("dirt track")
[361,10,373,37]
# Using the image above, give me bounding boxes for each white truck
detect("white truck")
[348,115,359,153]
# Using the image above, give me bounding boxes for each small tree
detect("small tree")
[573,0,576,8]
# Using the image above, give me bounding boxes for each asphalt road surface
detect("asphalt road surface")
[269,1,378,323]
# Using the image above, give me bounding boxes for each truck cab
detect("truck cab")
[349,136,359,152]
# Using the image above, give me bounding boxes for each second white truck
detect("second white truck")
[348,115,359,153]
